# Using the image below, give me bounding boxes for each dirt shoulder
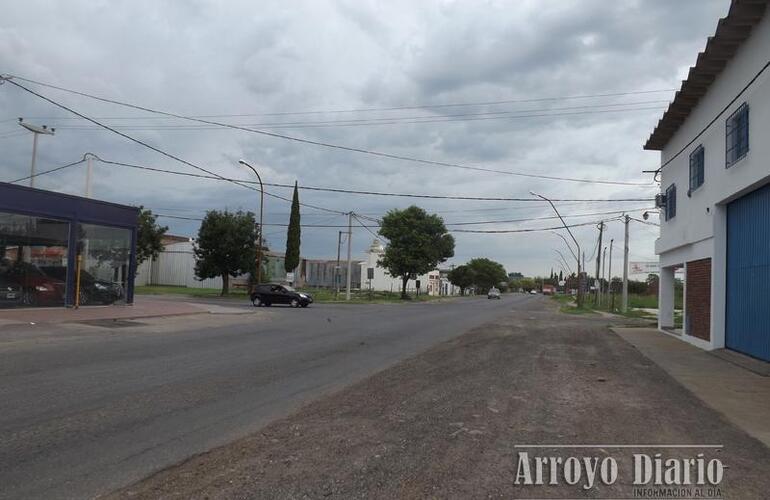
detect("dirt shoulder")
[111,299,770,499]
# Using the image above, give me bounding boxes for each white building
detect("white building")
[359,239,442,295]
[645,0,770,361]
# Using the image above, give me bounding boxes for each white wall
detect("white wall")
[135,241,238,289]
[656,12,770,350]
[657,12,770,257]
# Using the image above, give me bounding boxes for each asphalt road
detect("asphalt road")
[0,294,527,499]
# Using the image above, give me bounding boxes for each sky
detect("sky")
[0,0,729,278]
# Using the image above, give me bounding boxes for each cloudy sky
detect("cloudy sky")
[0,0,729,277]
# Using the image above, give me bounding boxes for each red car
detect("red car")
[5,263,66,306]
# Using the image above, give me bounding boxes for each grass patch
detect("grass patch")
[135,285,247,297]
[135,284,459,304]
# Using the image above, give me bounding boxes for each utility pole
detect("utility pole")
[85,155,93,198]
[335,230,343,299]
[601,246,607,307]
[346,212,353,301]
[18,118,55,188]
[607,239,614,309]
[622,215,630,312]
[594,221,604,305]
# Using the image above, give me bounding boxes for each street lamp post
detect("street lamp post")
[18,118,55,188]
[238,160,265,288]
[532,191,583,307]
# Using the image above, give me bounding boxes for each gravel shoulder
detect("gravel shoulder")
[111,298,770,499]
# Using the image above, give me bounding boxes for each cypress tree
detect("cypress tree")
[284,181,301,274]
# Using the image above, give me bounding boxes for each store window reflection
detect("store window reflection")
[76,223,131,305]
[0,211,69,308]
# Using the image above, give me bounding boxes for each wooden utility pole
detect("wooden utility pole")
[622,215,630,312]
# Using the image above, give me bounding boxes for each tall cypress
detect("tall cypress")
[284,181,301,274]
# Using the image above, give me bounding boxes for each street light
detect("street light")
[531,191,584,307]
[18,118,55,188]
[238,159,265,287]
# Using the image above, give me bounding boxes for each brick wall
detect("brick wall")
[685,258,711,341]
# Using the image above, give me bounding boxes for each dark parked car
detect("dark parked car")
[41,267,123,305]
[0,275,22,307]
[250,284,313,308]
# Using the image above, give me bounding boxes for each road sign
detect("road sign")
[286,272,295,282]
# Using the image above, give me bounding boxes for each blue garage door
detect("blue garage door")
[726,182,770,362]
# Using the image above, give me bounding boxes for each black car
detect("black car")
[40,267,124,305]
[0,275,22,307]
[250,284,313,308]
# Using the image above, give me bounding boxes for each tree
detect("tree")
[520,278,536,292]
[284,181,301,275]
[136,207,168,265]
[466,258,507,292]
[378,206,455,299]
[559,270,564,282]
[448,265,474,295]
[193,210,258,296]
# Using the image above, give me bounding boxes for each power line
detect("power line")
[7,156,88,183]
[1,75,654,187]
[0,77,347,215]
[10,85,676,119]
[42,155,655,203]
[44,101,668,130]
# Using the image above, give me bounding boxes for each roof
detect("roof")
[644,0,768,151]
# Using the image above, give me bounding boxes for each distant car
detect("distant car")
[41,267,123,305]
[529,289,538,295]
[487,287,501,299]
[0,275,22,307]
[250,284,313,308]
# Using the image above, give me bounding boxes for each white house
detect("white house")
[645,0,770,361]
[359,239,442,295]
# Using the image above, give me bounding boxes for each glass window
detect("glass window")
[0,211,69,308]
[726,103,749,167]
[665,184,677,221]
[689,145,704,193]
[77,223,131,305]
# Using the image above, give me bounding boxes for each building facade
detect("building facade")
[0,182,138,308]
[359,239,444,295]
[645,0,770,361]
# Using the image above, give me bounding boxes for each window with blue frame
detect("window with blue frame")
[726,103,749,167]
[665,184,676,221]
[689,145,704,193]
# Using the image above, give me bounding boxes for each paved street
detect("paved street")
[0,295,519,499]
[111,298,770,500]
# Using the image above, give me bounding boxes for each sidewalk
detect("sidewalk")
[613,327,770,447]
[0,296,244,326]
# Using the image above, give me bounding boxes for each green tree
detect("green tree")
[378,206,455,299]
[284,181,301,274]
[193,210,258,296]
[520,278,536,292]
[448,265,474,295]
[466,257,508,292]
[136,206,168,265]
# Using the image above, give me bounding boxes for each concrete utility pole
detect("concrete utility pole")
[335,230,343,299]
[18,118,55,188]
[622,215,630,312]
[601,246,607,306]
[594,221,604,304]
[85,155,93,198]
[346,212,353,301]
[607,239,614,307]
